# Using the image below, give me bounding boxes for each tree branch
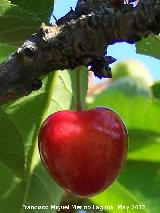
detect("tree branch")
[0,0,160,105]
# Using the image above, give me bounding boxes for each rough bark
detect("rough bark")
[0,0,160,105]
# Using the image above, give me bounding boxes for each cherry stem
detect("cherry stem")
[76,67,84,110]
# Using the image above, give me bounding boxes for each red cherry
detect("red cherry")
[38,107,128,197]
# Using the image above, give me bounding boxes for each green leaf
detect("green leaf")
[90,159,160,213]
[0,1,41,45]
[118,160,160,213]
[0,43,16,62]
[0,162,63,213]
[90,181,149,213]
[136,35,160,59]
[0,0,10,15]
[48,67,88,113]
[128,129,160,162]
[1,68,88,212]
[0,163,25,213]
[0,0,53,46]
[0,109,24,177]
[3,74,55,174]
[11,0,54,21]
[151,81,160,99]
[23,162,63,213]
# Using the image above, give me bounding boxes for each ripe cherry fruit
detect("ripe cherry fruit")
[38,107,128,197]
